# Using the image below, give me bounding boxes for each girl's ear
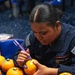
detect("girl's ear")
[55,21,61,30]
[56,21,60,26]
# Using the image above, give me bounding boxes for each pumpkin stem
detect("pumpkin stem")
[7,58,10,61]
[13,67,17,71]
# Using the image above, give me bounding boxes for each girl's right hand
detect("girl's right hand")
[16,49,30,67]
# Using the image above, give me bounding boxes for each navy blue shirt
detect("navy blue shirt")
[13,23,75,75]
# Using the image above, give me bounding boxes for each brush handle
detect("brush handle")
[14,40,32,59]
[14,40,26,51]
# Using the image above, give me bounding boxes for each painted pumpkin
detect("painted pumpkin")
[24,59,37,75]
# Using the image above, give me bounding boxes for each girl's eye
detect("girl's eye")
[41,32,47,35]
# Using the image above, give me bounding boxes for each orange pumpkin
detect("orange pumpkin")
[6,67,24,75]
[1,58,14,72]
[59,72,72,75]
[24,59,37,75]
[0,55,5,68]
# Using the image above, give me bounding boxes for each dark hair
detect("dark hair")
[29,3,60,26]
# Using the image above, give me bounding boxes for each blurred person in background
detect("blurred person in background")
[9,0,24,18]
[9,0,43,18]
[0,0,10,12]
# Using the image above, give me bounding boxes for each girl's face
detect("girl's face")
[31,22,61,45]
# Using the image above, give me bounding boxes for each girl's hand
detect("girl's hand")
[16,49,30,67]
[33,61,58,75]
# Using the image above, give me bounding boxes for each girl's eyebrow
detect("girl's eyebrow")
[32,30,47,33]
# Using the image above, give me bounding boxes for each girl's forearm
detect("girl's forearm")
[47,68,58,75]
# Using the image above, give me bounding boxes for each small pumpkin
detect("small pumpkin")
[59,72,72,75]
[24,59,37,75]
[0,55,5,68]
[1,58,14,72]
[6,67,24,75]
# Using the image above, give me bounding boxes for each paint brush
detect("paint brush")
[13,40,32,60]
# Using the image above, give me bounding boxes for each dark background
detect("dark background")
[0,0,75,39]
